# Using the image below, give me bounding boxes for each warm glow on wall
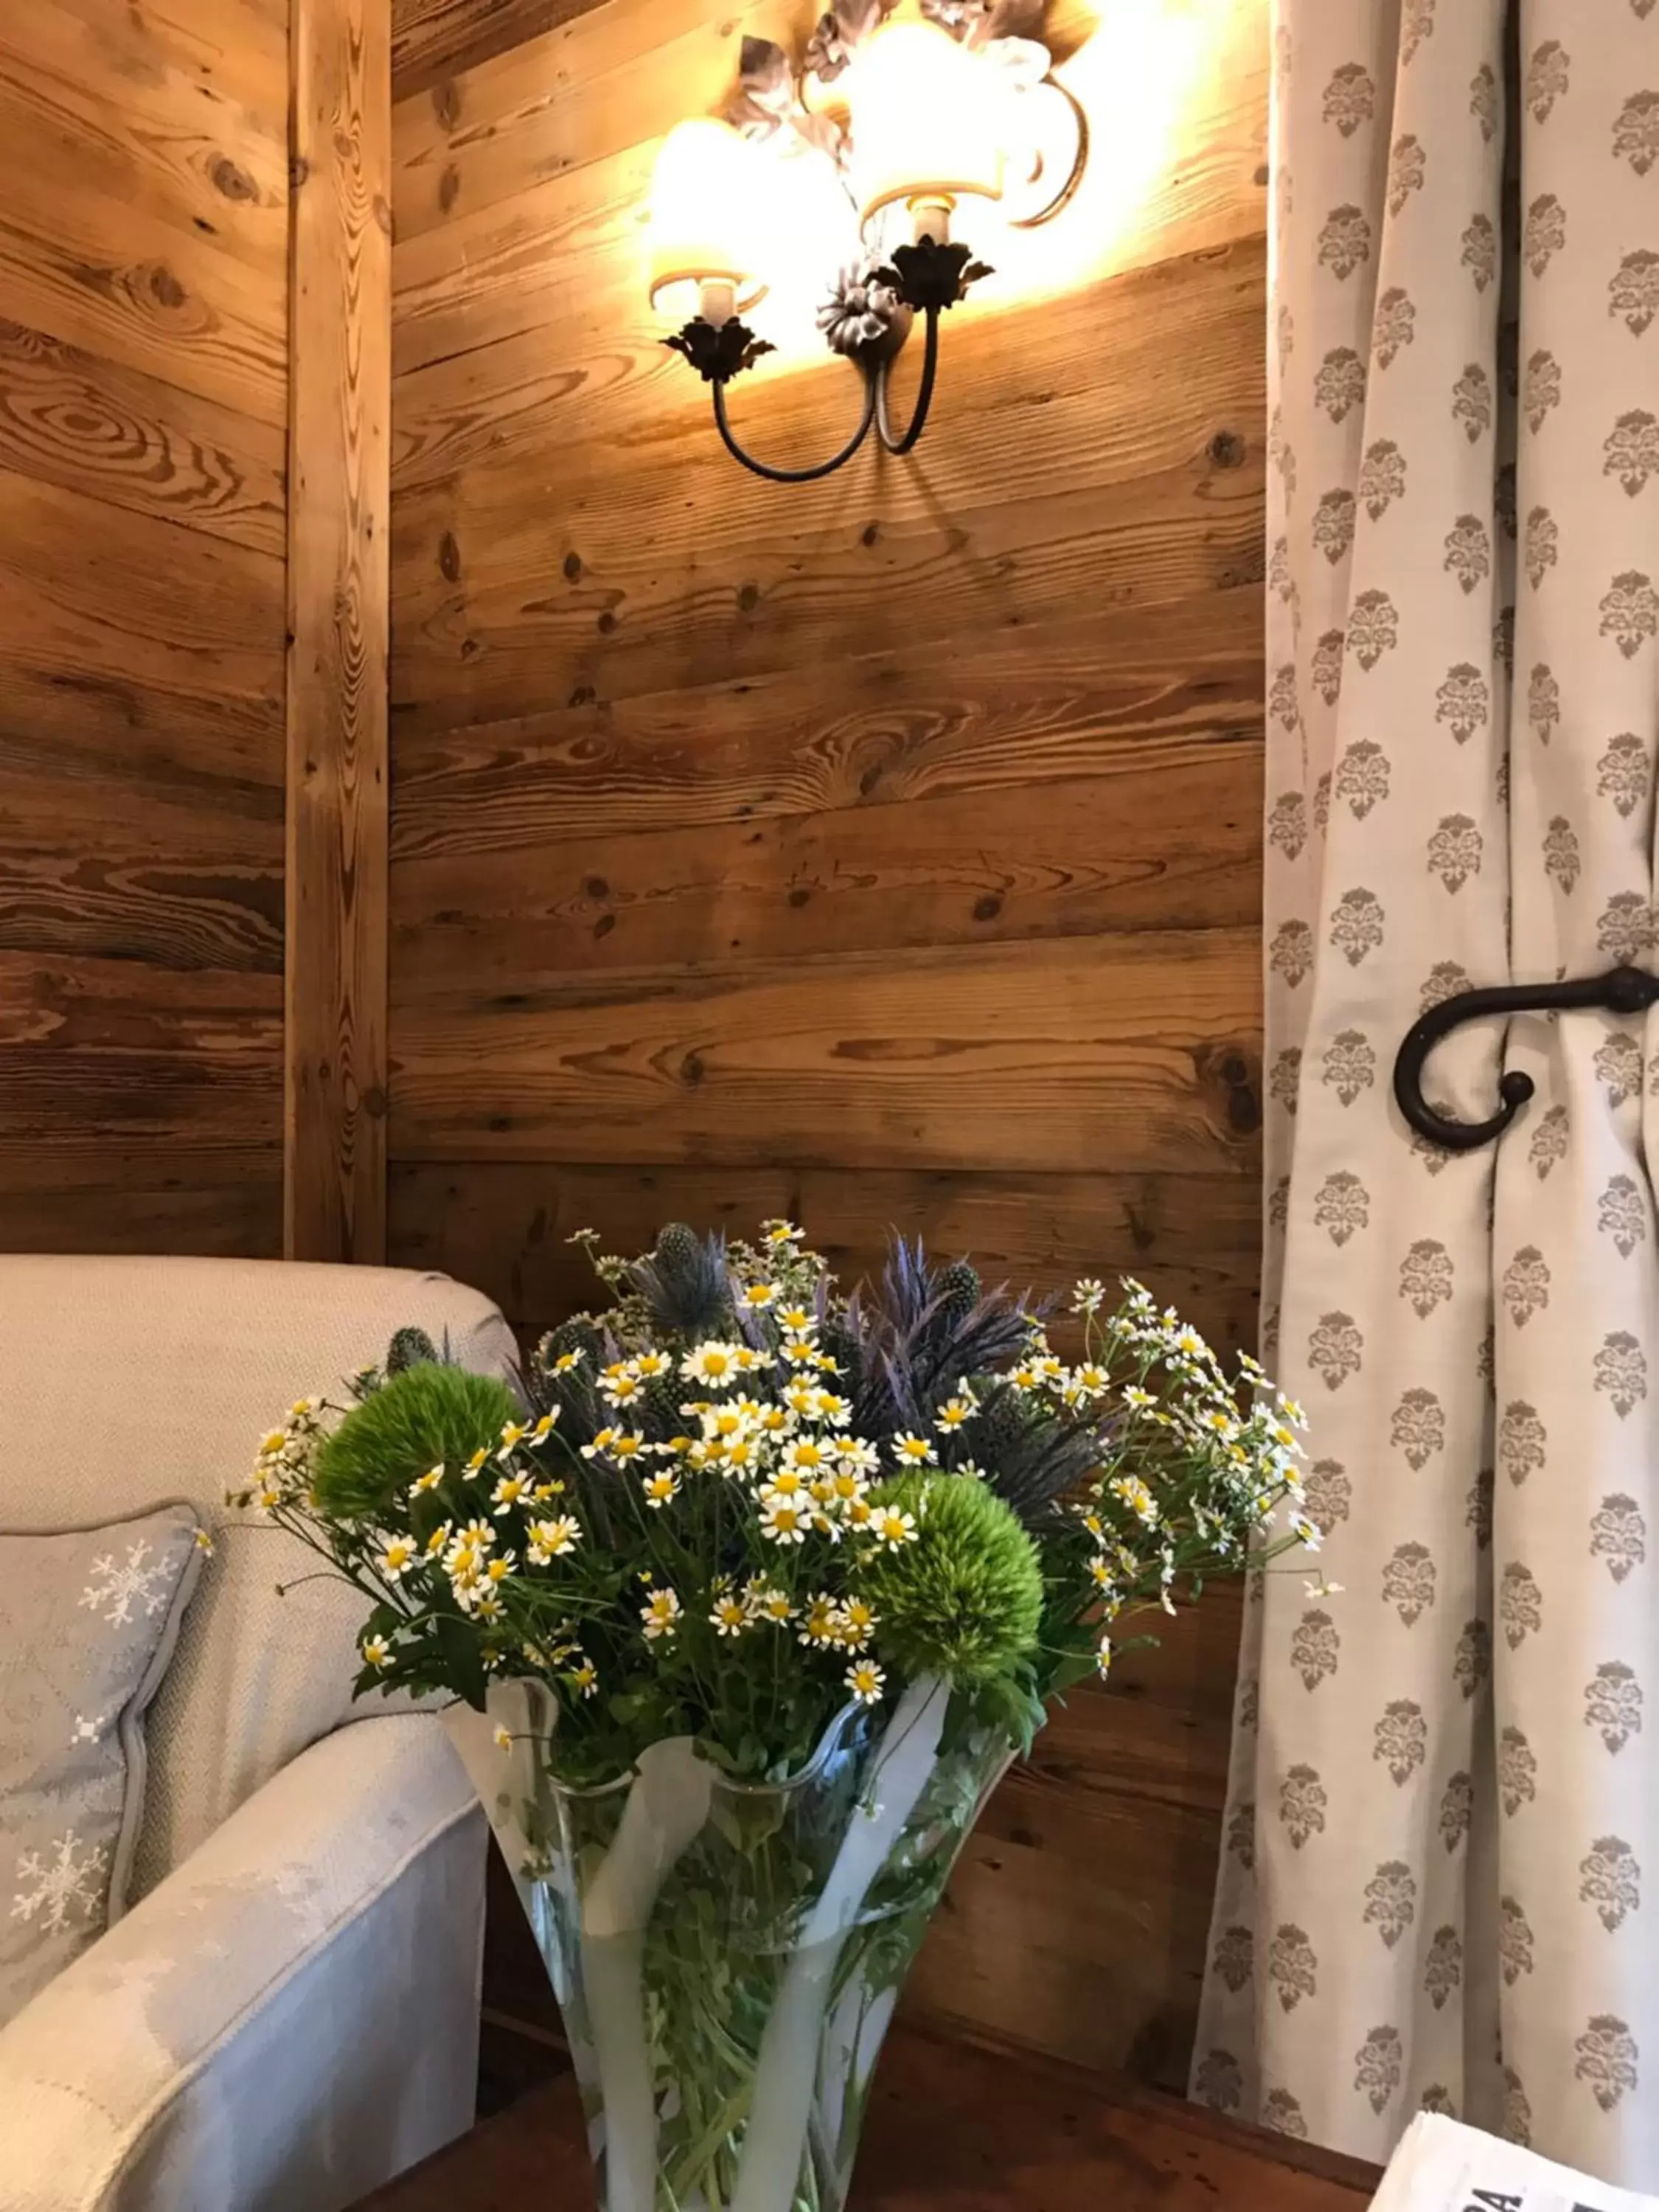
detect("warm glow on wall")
[644,0,1090,479]
[639,0,1244,475]
[845,5,1005,234]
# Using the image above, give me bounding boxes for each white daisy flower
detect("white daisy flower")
[709,1594,749,1637]
[891,1433,936,1468]
[1109,1475,1158,1526]
[378,1535,417,1582]
[568,1657,599,1699]
[409,1464,445,1497]
[641,1471,679,1509]
[361,1634,392,1670]
[844,1659,886,1706]
[526,1514,581,1564]
[759,1496,811,1545]
[641,1588,683,1640]
[934,1395,978,1433]
[493,1725,512,1753]
[682,1342,742,1385]
[872,1506,919,1550]
[491,1471,531,1515]
[834,1596,877,1649]
[798,1593,840,1647]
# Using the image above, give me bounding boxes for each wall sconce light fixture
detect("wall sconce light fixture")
[648,0,1086,481]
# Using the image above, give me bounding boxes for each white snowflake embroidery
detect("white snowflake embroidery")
[12,1829,108,1933]
[80,1539,173,1627]
[69,1711,110,1745]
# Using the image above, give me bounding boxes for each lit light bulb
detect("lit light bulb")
[647,119,769,324]
[847,0,1004,243]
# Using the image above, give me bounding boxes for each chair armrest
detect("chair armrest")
[0,1714,487,2212]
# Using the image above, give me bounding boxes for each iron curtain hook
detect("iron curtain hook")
[1393,964,1659,1152]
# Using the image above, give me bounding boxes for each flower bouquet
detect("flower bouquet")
[243,1222,1312,2212]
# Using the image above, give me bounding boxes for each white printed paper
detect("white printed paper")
[1371,2116,1655,2212]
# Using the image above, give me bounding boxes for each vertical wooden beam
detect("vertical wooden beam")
[285,0,391,1262]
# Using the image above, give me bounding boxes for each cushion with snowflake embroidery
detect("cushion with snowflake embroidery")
[0,1500,204,2028]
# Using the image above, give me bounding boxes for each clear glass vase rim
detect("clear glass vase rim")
[535,1696,873,1804]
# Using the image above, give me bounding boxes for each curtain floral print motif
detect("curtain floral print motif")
[1195,0,1659,2183]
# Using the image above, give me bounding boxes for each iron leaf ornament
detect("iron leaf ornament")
[878,236,994,312]
[664,318,776,382]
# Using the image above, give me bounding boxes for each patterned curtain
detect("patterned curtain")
[1194,0,1659,2183]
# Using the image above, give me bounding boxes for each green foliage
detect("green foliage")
[249,1230,1314,1789]
[313,1363,519,1520]
[863,1474,1043,1687]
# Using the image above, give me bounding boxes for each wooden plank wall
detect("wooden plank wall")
[0,0,291,1256]
[387,0,1267,2087]
[285,0,392,1263]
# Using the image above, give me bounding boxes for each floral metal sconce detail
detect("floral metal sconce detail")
[647,0,1086,480]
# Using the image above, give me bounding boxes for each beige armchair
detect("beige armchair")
[0,1255,518,2211]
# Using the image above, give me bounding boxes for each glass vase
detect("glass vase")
[445,1677,1012,2212]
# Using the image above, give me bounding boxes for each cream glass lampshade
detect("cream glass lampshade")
[848,1,1004,238]
[647,119,768,322]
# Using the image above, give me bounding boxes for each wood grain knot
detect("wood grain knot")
[680,1051,706,1087]
[210,156,257,202]
[737,582,759,611]
[1208,430,1246,469]
[147,265,187,309]
[973,894,1003,922]
[1217,1049,1261,1135]
[438,530,462,582]
[434,80,463,130]
[563,551,582,580]
[439,167,461,215]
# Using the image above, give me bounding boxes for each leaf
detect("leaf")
[978,0,1046,42]
[836,0,884,46]
[434,1610,488,1710]
[739,35,796,114]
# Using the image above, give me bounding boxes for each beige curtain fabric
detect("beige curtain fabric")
[1194,0,1659,2182]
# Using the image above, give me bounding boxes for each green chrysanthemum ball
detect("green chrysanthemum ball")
[862,1472,1043,1686]
[313,1363,520,1519]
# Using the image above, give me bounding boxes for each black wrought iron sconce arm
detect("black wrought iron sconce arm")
[665,237,984,482]
[1393,964,1659,1152]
